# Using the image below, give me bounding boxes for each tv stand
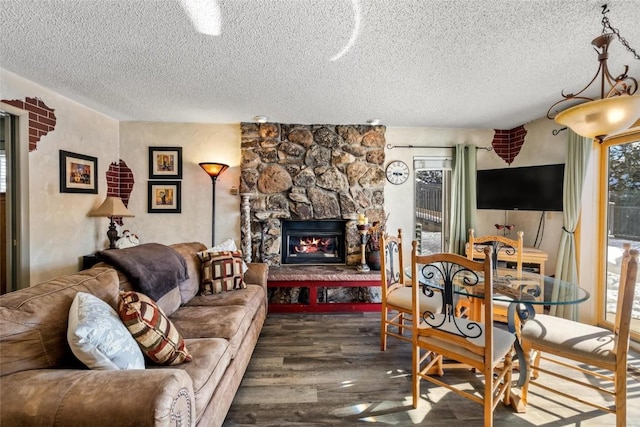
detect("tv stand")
[465,244,548,276]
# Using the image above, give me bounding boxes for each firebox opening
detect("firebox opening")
[281,220,346,265]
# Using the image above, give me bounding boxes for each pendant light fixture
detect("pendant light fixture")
[547,4,640,142]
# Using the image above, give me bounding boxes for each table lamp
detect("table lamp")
[89,196,135,249]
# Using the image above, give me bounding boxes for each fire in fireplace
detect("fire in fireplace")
[281,220,346,265]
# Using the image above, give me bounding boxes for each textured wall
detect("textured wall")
[1,70,120,284]
[118,122,240,248]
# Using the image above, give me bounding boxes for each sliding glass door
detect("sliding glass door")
[603,140,640,333]
[414,157,451,254]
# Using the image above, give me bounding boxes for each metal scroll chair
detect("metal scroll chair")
[521,244,639,427]
[464,229,525,322]
[411,243,515,427]
[380,229,442,351]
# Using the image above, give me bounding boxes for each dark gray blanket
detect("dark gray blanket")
[97,243,188,301]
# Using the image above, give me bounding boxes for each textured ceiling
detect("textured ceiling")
[1,0,639,129]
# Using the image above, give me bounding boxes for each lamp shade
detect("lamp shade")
[555,95,640,140]
[199,162,229,180]
[89,196,135,218]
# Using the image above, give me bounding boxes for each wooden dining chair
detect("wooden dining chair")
[464,229,525,322]
[411,243,515,427]
[520,244,638,427]
[380,229,442,351]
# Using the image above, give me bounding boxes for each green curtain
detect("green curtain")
[448,145,477,255]
[550,130,592,320]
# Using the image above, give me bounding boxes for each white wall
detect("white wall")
[384,127,494,264]
[1,69,120,284]
[119,122,241,248]
[385,118,569,278]
[475,118,567,270]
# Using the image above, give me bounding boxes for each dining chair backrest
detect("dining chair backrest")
[613,244,639,361]
[381,230,405,294]
[468,229,524,276]
[411,245,494,360]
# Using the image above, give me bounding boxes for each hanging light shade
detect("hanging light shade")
[555,95,640,141]
[547,7,640,142]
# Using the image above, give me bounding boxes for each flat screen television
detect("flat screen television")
[476,164,564,211]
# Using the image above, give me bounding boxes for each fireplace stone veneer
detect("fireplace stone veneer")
[240,123,386,267]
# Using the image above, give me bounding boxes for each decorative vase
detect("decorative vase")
[366,250,381,271]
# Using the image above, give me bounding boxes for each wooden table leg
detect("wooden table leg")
[509,391,528,413]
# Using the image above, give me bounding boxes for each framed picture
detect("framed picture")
[148,180,181,213]
[59,150,98,194]
[149,146,182,179]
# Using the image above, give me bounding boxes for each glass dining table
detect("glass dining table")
[405,265,590,389]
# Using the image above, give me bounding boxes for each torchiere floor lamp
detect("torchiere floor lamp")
[199,162,229,246]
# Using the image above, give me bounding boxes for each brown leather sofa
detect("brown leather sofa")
[0,242,268,427]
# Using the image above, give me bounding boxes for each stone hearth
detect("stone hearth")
[240,123,387,267]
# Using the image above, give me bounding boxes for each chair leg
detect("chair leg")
[397,312,405,336]
[521,340,532,406]
[615,361,627,427]
[531,347,541,379]
[412,344,420,409]
[503,349,513,407]
[380,308,387,351]
[484,364,494,427]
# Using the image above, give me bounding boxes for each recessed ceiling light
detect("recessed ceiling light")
[253,115,268,123]
[367,118,381,125]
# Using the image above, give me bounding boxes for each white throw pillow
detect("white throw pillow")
[67,292,145,370]
[202,238,248,273]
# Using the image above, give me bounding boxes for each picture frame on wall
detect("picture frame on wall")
[148,180,181,213]
[59,150,98,194]
[149,146,182,179]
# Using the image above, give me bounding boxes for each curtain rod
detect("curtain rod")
[386,144,493,151]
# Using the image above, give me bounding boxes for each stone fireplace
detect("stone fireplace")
[239,123,386,266]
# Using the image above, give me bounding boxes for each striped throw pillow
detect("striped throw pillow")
[197,250,246,295]
[117,291,192,365]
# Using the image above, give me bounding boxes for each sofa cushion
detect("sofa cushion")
[197,251,246,295]
[200,238,249,273]
[170,305,253,358]
[0,267,120,376]
[118,291,192,365]
[186,284,265,313]
[68,292,145,370]
[150,338,231,424]
[170,242,208,305]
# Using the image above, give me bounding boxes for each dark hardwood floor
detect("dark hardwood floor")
[223,313,640,427]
